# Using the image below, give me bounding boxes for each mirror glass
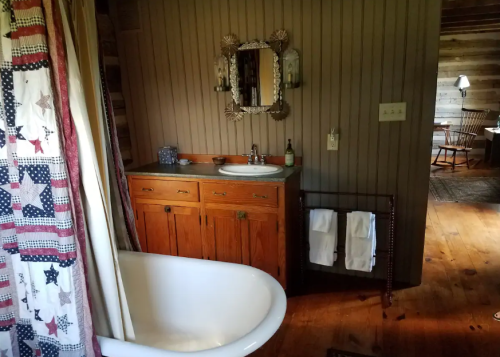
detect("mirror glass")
[237,48,275,107]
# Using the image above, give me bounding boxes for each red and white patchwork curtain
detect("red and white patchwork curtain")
[0,0,99,356]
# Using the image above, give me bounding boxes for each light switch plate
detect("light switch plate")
[327,134,339,151]
[379,102,406,122]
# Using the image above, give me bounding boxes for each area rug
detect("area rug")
[429,177,500,204]
[326,348,376,357]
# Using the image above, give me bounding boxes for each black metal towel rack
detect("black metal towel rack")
[299,190,396,306]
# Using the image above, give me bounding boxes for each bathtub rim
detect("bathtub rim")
[97,251,287,357]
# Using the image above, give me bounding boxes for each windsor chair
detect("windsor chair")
[432,108,490,170]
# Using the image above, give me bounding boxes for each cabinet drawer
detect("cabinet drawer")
[203,183,278,207]
[131,179,199,202]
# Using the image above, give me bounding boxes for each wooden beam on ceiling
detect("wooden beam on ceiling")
[442,4,500,17]
[441,0,500,34]
[442,0,500,10]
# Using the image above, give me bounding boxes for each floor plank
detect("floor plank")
[251,189,500,357]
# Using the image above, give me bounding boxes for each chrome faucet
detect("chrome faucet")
[242,144,260,165]
[242,144,271,165]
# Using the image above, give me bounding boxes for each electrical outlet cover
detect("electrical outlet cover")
[327,134,339,150]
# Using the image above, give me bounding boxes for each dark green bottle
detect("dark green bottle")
[285,139,295,167]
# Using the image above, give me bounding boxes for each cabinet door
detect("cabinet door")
[206,209,242,263]
[169,206,203,259]
[241,212,279,279]
[136,203,175,255]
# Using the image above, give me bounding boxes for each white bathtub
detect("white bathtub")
[97,251,287,357]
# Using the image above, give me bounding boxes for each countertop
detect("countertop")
[125,162,302,182]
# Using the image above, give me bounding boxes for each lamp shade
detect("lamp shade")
[454,75,470,89]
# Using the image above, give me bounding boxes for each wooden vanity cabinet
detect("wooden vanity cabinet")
[135,203,203,259]
[127,173,300,289]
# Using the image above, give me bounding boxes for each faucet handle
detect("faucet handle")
[260,154,271,164]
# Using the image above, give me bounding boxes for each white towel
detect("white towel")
[349,211,372,238]
[311,209,334,233]
[345,212,376,272]
[309,210,338,266]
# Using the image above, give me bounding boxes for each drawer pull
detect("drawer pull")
[177,189,190,194]
[252,193,268,199]
[142,188,154,192]
[212,191,226,196]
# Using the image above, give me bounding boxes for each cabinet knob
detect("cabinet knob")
[252,193,268,199]
[237,211,246,220]
[142,188,154,192]
[177,189,190,194]
[212,191,226,196]
[164,206,171,213]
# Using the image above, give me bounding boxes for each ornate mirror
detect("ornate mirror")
[221,30,290,121]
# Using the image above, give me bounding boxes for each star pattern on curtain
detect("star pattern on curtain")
[57,314,73,334]
[45,317,58,337]
[19,172,47,210]
[36,91,52,115]
[59,287,71,306]
[34,309,43,322]
[29,138,44,154]
[15,125,26,140]
[44,264,59,286]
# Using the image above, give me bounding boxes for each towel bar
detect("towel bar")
[299,190,396,307]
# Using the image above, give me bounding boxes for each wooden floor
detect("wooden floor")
[251,164,500,357]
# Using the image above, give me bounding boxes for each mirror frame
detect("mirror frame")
[221,30,290,121]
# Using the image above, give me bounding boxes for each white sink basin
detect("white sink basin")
[219,164,284,176]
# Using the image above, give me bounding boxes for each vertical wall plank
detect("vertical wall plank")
[404,0,426,284]
[367,0,384,211]
[225,0,238,155]
[410,0,441,284]
[201,0,222,155]
[349,0,363,207]
[115,0,442,284]
[274,0,286,155]
[164,0,193,153]
[338,0,353,205]
[264,0,277,155]
[256,0,268,155]
[137,1,163,160]
[283,0,294,156]
[329,0,341,207]
[377,0,396,209]
[397,0,419,284]
[194,0,218,154]
[247,0,261,151]
[212,0,229,154]
[292,0,303,156]
[319,0,332,206]
[238,0,253,153]
[179,0,201,154]
[188,0,208,154]
[357,0,374,209]
[311,0,321,205]
[301,0,312,191]
[228,0,242,154]
[149,0,178,149]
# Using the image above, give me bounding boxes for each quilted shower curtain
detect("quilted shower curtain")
[0,0,99,356]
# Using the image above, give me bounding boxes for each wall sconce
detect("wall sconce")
[214,55,230,92]
[454,74,470,129]
[283,49,300,89]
